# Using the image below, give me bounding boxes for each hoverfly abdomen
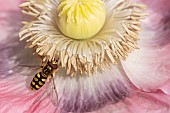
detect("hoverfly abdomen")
[30,61,58,90]
[30,72,47,90]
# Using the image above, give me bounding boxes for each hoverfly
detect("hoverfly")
[30,60,58,90]
[11,60,59,106]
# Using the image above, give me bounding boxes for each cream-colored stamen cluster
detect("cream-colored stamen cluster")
[19,0,146,76]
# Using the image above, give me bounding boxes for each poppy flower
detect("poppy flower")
[0,0,170,113]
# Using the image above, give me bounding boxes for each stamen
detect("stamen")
[19,0,146,76]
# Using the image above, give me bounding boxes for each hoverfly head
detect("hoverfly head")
[47,60,58,69]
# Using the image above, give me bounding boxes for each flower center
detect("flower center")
[19,0,146,76]
[56,0,106,39]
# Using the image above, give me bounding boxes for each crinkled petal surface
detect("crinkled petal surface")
[121,0,170,91]
[0,0,170,113]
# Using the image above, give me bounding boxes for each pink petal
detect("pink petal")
[51,65,132,112]
[1,0,170,113]
[0,9,131,111]
[121,1,170,91]
[92,91,170,113]
[0,7,132,110]
[0,0,133,112]
[0,74,47,113]
[158,80,170,95]
[0,66,59,113]
[0,0,21,11]
[1,72,170,113]
[132,0,170,14]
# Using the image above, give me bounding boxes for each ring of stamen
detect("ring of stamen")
[19,0,146,76]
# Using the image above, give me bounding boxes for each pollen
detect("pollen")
[56,0,106,39]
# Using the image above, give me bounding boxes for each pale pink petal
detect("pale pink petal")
[121,0,170,91]
[52,65,132,112]
[158,80,170,95]
[1,0,170,113]
[0,0,23,42]
[1,72,170,113]
[92,91,170,113]
[131,0,170,14]
[0,0,22,11]
[0,8,132,112]
[0,74,46,113]
[0,3,132,112]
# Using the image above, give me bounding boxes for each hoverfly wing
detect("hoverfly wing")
[27,88,49,112]
[31,77,59,108]
[51,77,59,106]
[28,80,59,112]
[45,76,59,106]
[11,65,40,76]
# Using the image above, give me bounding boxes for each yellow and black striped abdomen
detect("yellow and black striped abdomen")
[30,72,47,90]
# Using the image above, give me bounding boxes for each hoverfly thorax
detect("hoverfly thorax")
[30,60,58,90]
[42,65,53,75]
